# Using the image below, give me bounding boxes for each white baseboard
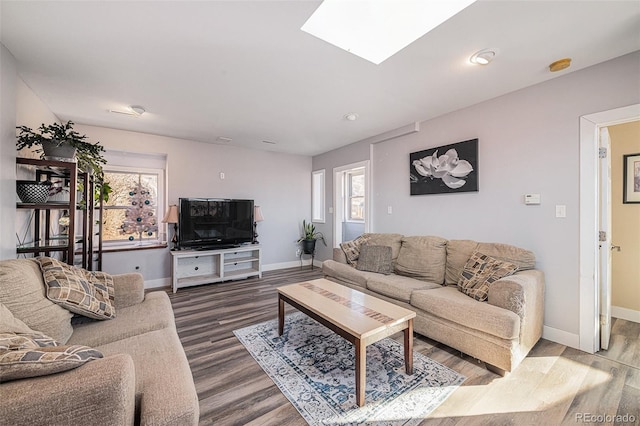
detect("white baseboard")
[262,260,316,272]
[144,277,171,290]
[611,306,640,323]
[542,326,580,350]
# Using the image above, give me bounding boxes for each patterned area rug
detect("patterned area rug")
[234,312,465,425]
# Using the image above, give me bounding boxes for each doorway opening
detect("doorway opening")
[579,104,640,354]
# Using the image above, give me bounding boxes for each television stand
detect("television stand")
[170,245,261,293]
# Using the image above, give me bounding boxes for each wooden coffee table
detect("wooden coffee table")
[277,278,416,407]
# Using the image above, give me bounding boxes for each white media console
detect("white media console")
[170,245,262,293]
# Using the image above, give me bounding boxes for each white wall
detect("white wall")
[0,44,18,259]
[312,51,640,344]
[73,124,312,283]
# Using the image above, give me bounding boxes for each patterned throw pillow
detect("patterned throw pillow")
[458,251,519,302]
[36,257,116,320]
[355,245,393,275]
[0,331,103,383]
[339,235,370,267]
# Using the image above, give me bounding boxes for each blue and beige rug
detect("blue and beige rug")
[234,312,465,425]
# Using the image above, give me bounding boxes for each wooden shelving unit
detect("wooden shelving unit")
[16,157,103,269]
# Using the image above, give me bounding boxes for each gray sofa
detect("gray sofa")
[323,233,545,375]
[0,258,199,425]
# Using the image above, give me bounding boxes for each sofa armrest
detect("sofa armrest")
[488,269,545,346]
[333,247,348,263]
[0,354,136,426]
[112,273,145,309]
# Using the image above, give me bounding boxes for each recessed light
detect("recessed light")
[344,112,359,121]
[470,49,497,65]
[549,58,571,72]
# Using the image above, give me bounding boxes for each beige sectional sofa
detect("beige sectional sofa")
[0,258,199,426]
[322,233,545,375]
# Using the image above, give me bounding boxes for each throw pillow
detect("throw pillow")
[0,331,103,383]
[339,235,370,266]
[458,251,519,302]
[355,245,393,275]
[36,257,116,320]
[394,236,448,284]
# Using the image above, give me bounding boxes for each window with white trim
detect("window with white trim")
[102,151,166,246]
[346,168,364,221]
[312,169,325,223]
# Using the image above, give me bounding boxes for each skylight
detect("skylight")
[301,0,477,65]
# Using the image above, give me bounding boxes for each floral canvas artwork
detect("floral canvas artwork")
[410,138,479,195]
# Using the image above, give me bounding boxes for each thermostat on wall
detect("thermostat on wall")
[524,194,541,205]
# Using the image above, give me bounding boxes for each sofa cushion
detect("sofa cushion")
[322,260,379,288]
[0,332,102,383]
[458,251,519,301]
[36,257,116,320]
[0,259,74,344]
[96,328,199,425]
[366,274,441,303]
[445,240,536,285]
[363,233,404,263]
[0,302,38,334]
[411,286,521,340]
[356,245,393,275]
[394,236,447,284]
[339,235,370,266]
[68,291,175,347]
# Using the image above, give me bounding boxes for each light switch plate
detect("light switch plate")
[555,205,567,218]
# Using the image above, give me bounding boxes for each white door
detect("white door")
[599,127,612,350]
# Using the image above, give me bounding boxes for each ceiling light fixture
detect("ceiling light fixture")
[217,136,233,143]
[109,105,146,117]
[344,112,359,121]
[469,49,497,65]
[549,58,571,72]
[302,0,477,65]
[262,140,277,145]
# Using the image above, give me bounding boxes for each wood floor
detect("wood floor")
[167,267,640,425]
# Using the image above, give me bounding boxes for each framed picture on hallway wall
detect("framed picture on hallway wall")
[410,138,478,196]
[623,152,640,204]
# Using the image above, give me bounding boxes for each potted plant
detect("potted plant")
[297,219,326,254]
[16,120,110,198]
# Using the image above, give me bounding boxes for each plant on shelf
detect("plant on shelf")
[297,219,326,254]
[16,120,109,198]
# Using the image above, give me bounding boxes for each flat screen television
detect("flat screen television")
[178,198,254,249]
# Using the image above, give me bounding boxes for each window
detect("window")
[346,169,364,221]
[312,169,325,223]
[101,151,166,246]
[103,170,160,243]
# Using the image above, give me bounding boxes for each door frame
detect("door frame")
[579,103,640,353]
[333,160,370,247]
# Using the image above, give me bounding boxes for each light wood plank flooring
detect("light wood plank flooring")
[167,267,640,425]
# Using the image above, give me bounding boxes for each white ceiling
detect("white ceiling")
[2,1,639,156]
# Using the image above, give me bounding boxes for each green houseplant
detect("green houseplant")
[297,219,326,254]
[17,121,110,199]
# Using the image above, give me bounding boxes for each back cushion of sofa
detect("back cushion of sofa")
[445,240,536,285]
[0,259,73,343]
[362,233,404,263]
[445,240,479,286]
[395,236,448,284]
[476,242,536,270]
